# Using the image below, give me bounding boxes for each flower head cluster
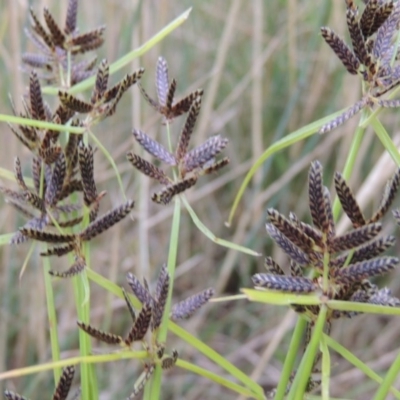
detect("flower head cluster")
[253,161,400,325]
[77,265,214,398]
[23,0,104,86]
[320,0,400,133]
[127,57,229,204]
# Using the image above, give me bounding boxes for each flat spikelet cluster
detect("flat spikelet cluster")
[2,71,135,277]
[4,366,75,400]
[253,161,400,325]
[59,59,144,124]
[127,57,229,204]
[23,0,104,86]
[320,0,400,133]
[77,264,214,397]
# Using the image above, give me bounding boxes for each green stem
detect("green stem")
[0,114,85,133]
[373,352,400,400]
[287,306,327,400]
[144,197,181,399]
[274,316,307,400]
[42,255,61,384]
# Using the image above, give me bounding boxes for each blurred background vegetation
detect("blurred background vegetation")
[1,0,400,398]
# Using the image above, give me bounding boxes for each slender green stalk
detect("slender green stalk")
[227,108,346,226]
[176,359,263,399]
[182,196,260,256]
[320,334,331,400]
[0,351,147,380]
[325,335,400,399]
[88,130,127,201]
[144,197,181,400]
[287,306,327,400]
[0,115,85,133]
[373,353,400,400]
[42,255,61,384]
[274,317,307,400]
[369,116,400,165]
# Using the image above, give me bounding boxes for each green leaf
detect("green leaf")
[227,108,346,226]
[242,288,321,305]
[182,196,261,257]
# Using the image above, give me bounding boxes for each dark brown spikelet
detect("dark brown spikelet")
[252,273,316,293]
[77,321,122,344]
[319,97,368,134]
[132,129,176,165]
[14,158,28,191]
[32,157,42,194]
[78,143,97,206]
[290,261,303,277]
[170,89,204,120]
[29,71,46,121]
[152,177,198,204]
[20,228,75,243]
[201,157,230,175]
[373,1,398,58]
[320,27,360,74]
[52,365,75,400]
[39,142,62,165]
[126,273,153,306]
[126,153,170,184]
[360,0,379,37]
[161,350,178,370]
[43,7,65,48]
[336,256,399,283]
[91,59,109,104]
[377,98,400,108]
[170,288,214,321]
[266,223,310,266]
[329,223,382,253]
[267,208,314,254]
[80,200,134,241]
[334,172,366,227]
[40,243,75,257]
[323,186,336,238]
[368,168,400,223]
[166,79,177,111]
[334,235,396,267]
[29,7,54,50]
[103,68,145,103]
[122,288,136,323]
[125,303,152,345]
[184,136,228,174]
[69,26,105,54]
[346,7,369,65]
[4,391,28,400]
[176,97,202,161]
[127,364,155,400]
[308,161,329,233]
[49,256,86,278]
[264,256,285,275]
[58,91,93,113]
[46,153,66,206]
[369,287,400,306]
[156,56,169,107]
[59,179,83,201]
[64,0,78,34]
[151,267,170,331]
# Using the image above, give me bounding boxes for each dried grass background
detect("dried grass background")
[1,1,400,399]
